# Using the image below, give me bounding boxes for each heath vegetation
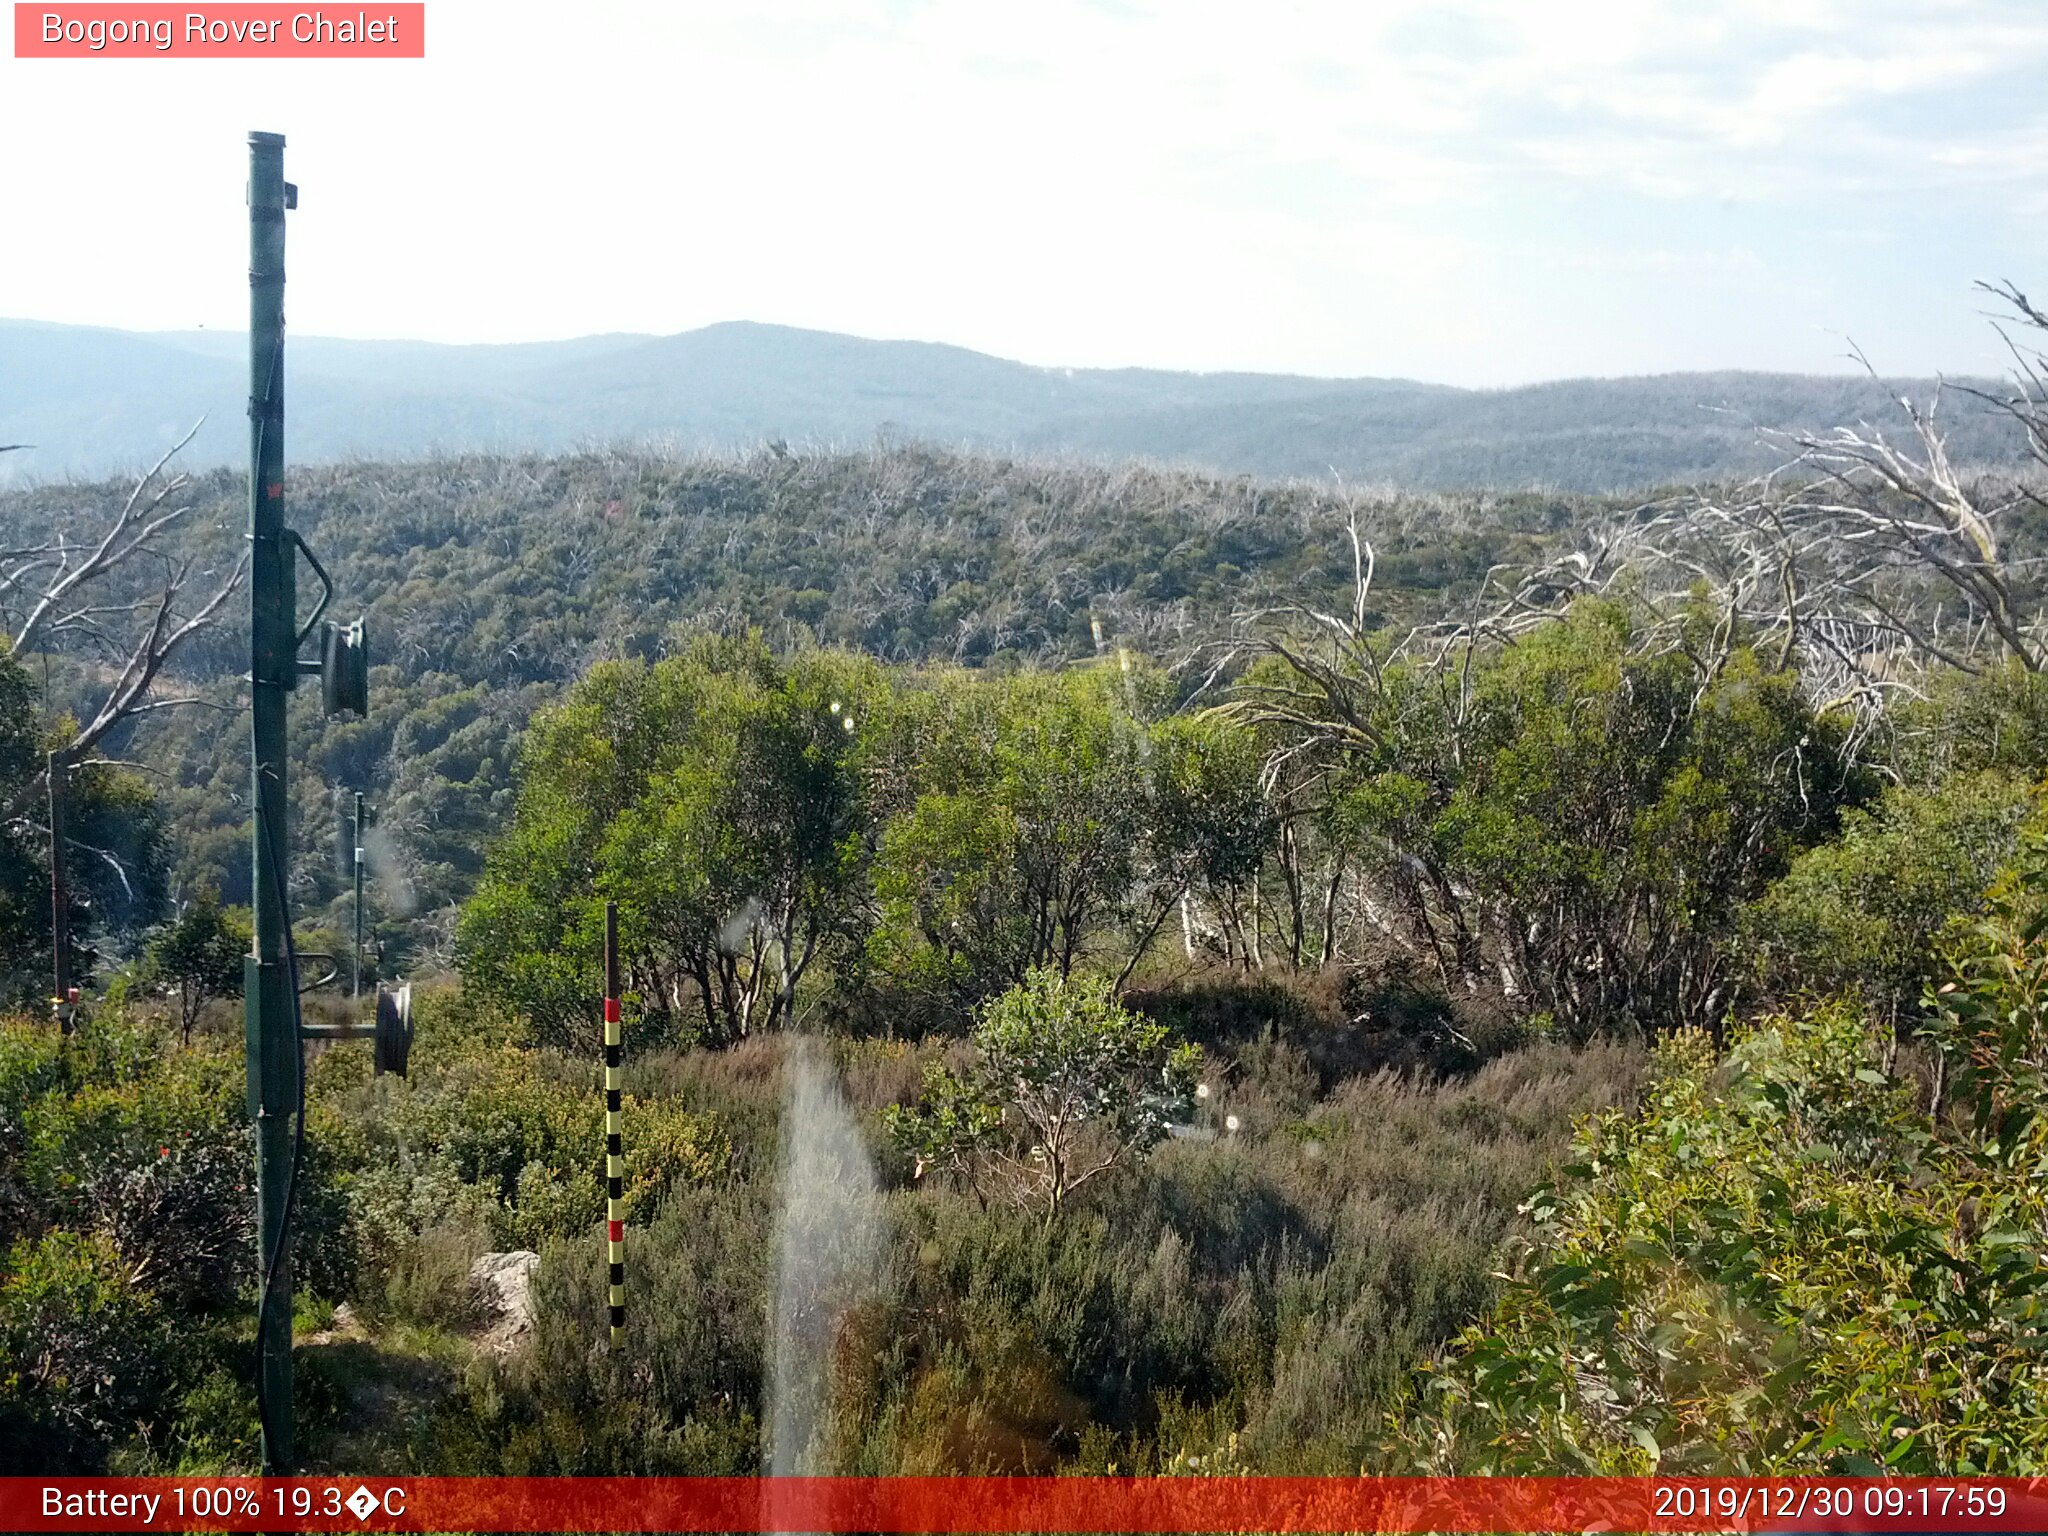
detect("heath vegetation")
[4,281,2048,1476]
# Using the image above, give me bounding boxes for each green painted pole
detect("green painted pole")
[244,128,296,1476]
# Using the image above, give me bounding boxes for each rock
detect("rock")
[303,1300,368,1347]
[470,1250,541,1353]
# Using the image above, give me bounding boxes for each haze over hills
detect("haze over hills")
[0,315,2023,492]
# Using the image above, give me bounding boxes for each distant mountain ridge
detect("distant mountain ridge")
[0,316,2023,492]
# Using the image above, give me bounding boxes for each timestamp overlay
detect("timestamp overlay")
[4,1476,2048,1532]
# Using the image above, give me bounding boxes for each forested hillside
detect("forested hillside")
[3,316,2028,492]
[0,446,1587,974]
[5,296,2048,1481]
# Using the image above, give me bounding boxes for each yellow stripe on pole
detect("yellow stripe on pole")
[604,899,623,1350]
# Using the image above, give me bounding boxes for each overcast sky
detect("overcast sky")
[3,0,2045,385]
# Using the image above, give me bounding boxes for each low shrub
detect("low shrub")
[464,1024,1638,1476]
[0,1229,170,1471]
[1394,1003,2048,1473]
[314,987,730,1323]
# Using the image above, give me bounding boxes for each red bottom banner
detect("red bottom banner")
[8,1475,2048,1533]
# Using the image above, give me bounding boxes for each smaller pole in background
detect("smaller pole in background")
[603,900,624,1345]
[47,751,69,1032]
[352,791,365,1000]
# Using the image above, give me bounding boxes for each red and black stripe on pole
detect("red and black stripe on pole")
[603,900,623,1345]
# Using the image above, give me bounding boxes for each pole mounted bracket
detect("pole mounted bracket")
[289,529,332,644]
[298,981,412,1077]
[283,529,369,716]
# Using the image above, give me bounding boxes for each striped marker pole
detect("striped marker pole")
[603,900,624,1346]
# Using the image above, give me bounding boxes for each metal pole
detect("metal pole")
[47,751,69,1030]
[352,791,364,1000]
[244,128,296,1475]
[604,901,623,1345]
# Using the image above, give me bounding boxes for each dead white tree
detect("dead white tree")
[1730,284,2048,689]
[1961,279,2048,484]
[0,424,247,822]
[1418,283,2048,759]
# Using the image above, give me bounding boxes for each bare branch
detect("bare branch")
[0,425,246,823]
[13,418,205,655]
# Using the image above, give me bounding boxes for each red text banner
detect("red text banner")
[7,1475,2048,1532]
[14,4,425,57]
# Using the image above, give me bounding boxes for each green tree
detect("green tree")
[868,665,1156,1016]
[64,765,170,958]
[1446,606,1842,1031]
[142,886,249,1044]
[0,642,167,1005]
[1244,600,1852,1035]
[1748,770,2033,1035]
[885,967,1199,1229]
[1889,661,2048,784]
[1140,711,1277,975]
[460,636,888,1047]
[0,640,45,1003]
[1925,822,2048,1135]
